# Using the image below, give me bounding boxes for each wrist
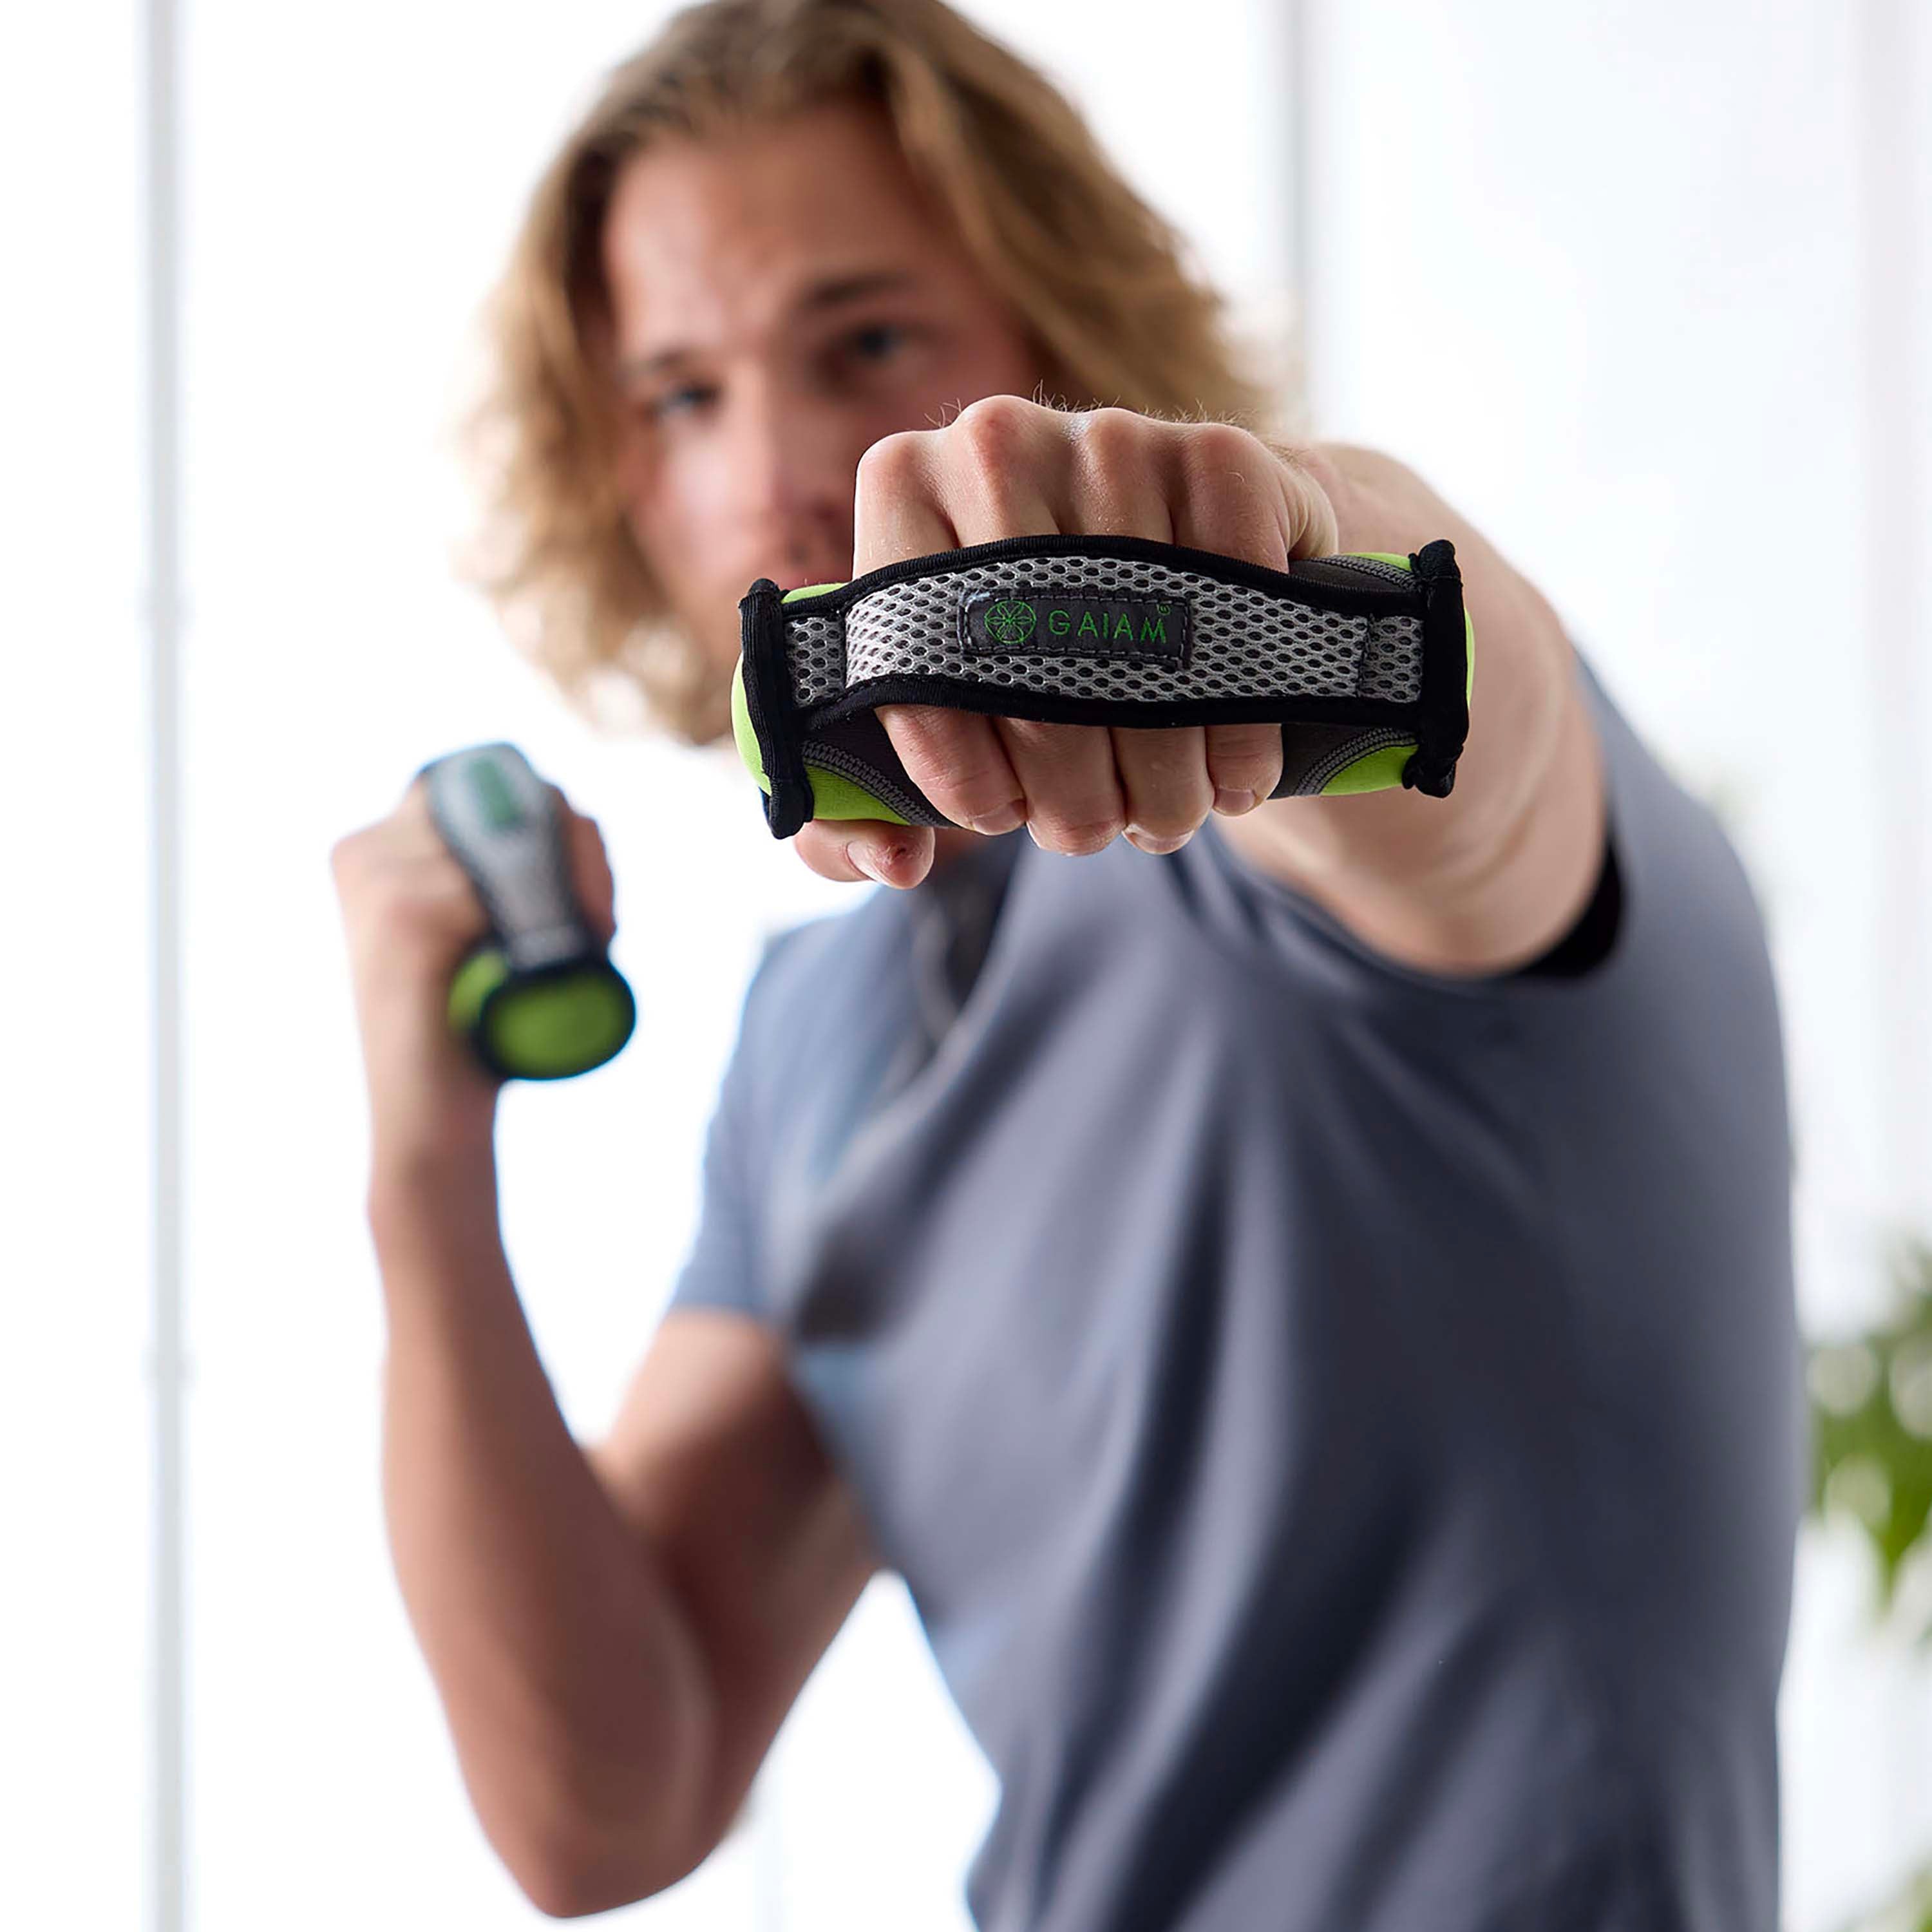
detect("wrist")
[368,1124,499,1238]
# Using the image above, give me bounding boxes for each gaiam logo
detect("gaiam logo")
[960,585,1192,663]
[983,598,1038,646]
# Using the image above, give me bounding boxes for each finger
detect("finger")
[794,818,936,889]
[865,404,1056,834]
[541,784,612,934]
[945,395,1068,545]
[1061,417,1207,853]
[1160,426,1309,824]
[1168,421,1296,569]
[1110,723,1214,853]
[565,812,616,945]
[1068,406,1177,543]
[1202,721,1284,817]
[994,717,1126,855]
[981,404,1175,850]
[878,704,1028,836]
[850,424,1032,840]
[853,429,954,576]
[1267,438,1345,560]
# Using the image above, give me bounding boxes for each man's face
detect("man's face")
[600,100,1047,685]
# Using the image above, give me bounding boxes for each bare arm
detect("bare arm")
[373,1148,877,1917]
[587,1305,881,1846]
[1218,440,1607,976]
[793,400,1604,981]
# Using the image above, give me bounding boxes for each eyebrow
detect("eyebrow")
[616,269,918,387]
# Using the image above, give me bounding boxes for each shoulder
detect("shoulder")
[748,886,909,1003]
[724,886,931,1099]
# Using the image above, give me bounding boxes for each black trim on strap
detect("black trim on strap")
[742,535,1473,838]
[738,577,816,839]
[812,677,1430,738]
[789,530,1425,623]
[1400,538,1470,799]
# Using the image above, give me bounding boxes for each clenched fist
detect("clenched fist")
[330,773,617,1162]
[794,398,1343,889]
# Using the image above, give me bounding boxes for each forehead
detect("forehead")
[600,100,967,357]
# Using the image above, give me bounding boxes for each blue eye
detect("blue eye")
[647,383,715,421]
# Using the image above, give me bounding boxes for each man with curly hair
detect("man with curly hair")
[330,3,1800,1926]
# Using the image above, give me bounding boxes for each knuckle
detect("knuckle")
[855,429,927,495]
[1077,405,1151,475]
[1206,724,1283,789]
[1215,762,1281,802]
[1182,419,1265,478]
[1030,803,1124,855]
[945,770,1027,824]
[951,393,1037,468]
[1048,820,1124,857]
[1128,791,1213,842]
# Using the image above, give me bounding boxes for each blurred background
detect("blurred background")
[3,1,1929,1927]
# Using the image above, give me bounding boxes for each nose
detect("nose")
[730,373,862,578]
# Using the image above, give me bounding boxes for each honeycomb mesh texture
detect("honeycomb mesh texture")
[784,559,1422,708]
[786,612,846,706]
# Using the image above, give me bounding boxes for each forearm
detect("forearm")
[370,1149,716,1911]
[1271,441,1584,895]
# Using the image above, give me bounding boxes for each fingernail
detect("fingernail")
[1126,825,1193,855]
[969,802,1027,836]
[1213,788,1257,817]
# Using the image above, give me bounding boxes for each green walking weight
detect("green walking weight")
[733,535,1476,838]
[418,741,637,1081]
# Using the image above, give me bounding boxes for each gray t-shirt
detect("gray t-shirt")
[667,649,1802,1932]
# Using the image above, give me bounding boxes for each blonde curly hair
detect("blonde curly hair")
[465,0,1288,744]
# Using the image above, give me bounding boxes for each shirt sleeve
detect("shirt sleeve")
[660,939,781,1321]
[1191,641,1644,1002]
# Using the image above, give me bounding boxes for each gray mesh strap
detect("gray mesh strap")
[417,743,593,971]
[736,534,1471,839]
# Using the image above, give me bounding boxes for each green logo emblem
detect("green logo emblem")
[961,586,1191,661]
[983,598,1037,646]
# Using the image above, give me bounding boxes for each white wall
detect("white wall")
[0,7,150,1927]
[4,2,1926,1928]
[1300,5,1932,1926]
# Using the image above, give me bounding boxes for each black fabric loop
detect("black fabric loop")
[741,537,1473,837]
[1400,539,1471,798]
[738,578,816,839]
